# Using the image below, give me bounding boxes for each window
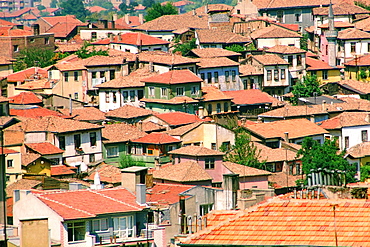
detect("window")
[362,130,368,142]
[107,146,118,157]
[351,42,356,53]
[90,132,97,146]
[200,73,205,81]
[89,154,95,163]
[205,158,215,169]
[92,218,108,232]
[105,92,110,103]
[92,71,97,79]
[161,88,167,97]
[277,10,284,22]
[59,136,65,150]
[110,70,115,80]
[91,32,97,39]
[211,143,216,150]
[368,43,370,53]
[67,221,85,242]
[231,70,236,81]
[345,136,349,148]
[13,45,19,52]
[64,72,69,82]
[274,69,279,80]
[297,55,302,66]
[224,102,228,112]
[296,163,301,175]
[207,104,212,115]
[322,70,328,80]
[191,86,198,95]
[267,70,272,81]
[113,92,117,103]
[7,160,13,168]
[149,87,155,97]
[216,103,221,113]
[74,134,81,149]
[214,72,219,83]
[100,71,105,79]
[113,216,134,238]
[176,87,184,96]
[200,204,213,216]
[225,71,230,82]
[207,72,212,83]
[221,141,231,150]
[44,37,49,44]
[288,56,293,65]
[74,71,78,81]
[294,10,302,22]
[281,69,286,79]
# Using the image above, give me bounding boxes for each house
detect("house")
[9,116,104,168]
[92,32,170,53]
[85,163,122,186]
[95,68,156,112]
[244,118,329,147]
[238,64,263,90]
[133,14,208,41]
[8,92,42,106]
[13,187,149,246]
[194,29,251,49]
[180,198,370,247]
[344,53,370,81]
[223,89,284,117]
[143,111,203,129]
[250,25,302,49]
[105,105,155,124]
[9,105,67,118]
[166,121,235,150]
[346,142,370,179]
[197,57,243,91]
[0,25,55,58]
[245,54,290,95]
[200,86,234,117]
[58,107,107,124]
[101,122,146,164]
[25,142,64,167]
[306,57,343,83]
[265,45,307,85]
[33,15,84,35]
[140,70,203,114]
[189,48,241,61]
[318,111,370,150]
[130,132,181,166]
[0,56,14,79]
[2,148,21,185]
[321,79,370,100]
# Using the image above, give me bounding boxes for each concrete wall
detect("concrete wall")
[20,218,49,247]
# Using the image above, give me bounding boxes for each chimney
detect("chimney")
[139,14,144,24]
[138,120,143,131]
[110,20,115,29]
[204,4,208,13]
[125,14,130,25]
[284,132,289,142]
[136,183,146,205]
[69,182,82,190]
[322,100,327,111]
[113,13,118,22]
[192,8,196,15]
[31,24,39,36]
[223,174,239,210]
[121,166,148,193]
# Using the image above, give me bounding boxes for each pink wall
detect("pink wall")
[239,176,269,189]
[320,34,329,64]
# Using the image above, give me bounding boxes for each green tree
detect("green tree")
[225,44,246,53]
[360,164,370,182]
[291,74,322,105]
[118,2,137,14]
[75,42,109,58]
[221,129,266,170]
[14,48,56,72]
[145,2,178,22]
[172,38,197,56]
[297,137,357,184]
[119,153,146,168]
[37,4,46,10]
[90,0,113,9]
[59,0,90,21]
[143,0,155,7]
[300,33,309,51]
[50,0,58,8]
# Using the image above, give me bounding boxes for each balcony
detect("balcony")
[92,77,106,87]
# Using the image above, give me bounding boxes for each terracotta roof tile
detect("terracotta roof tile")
[46,22,86,38]
[333,79,370,94]
[95,68,156,88]
[141,69,202,84]
[354,16,370,31]
[345,54,370,66]
[197,57,239,68]
[318,21,355,29]
[9,92,42,104]
[55,43,83,53]
[5,179,41,197]
[141,96,199,104]
[21,152,41,166]
[239,64,263,76]
[0,26,32,36]
[35,187,144,220]
[266,45,306,54]
[152,161,212,182]
[252,54,289,65]
[87,6,107,12]
[134,15,208,31]
[131,132,181,144]
[0,19,16,26]
[140,121,166,132]
[202,86,233,102]
[146,183,195,207]
[254,142,299,163]
[338,28,370,40]
[252,0,333,9]
[169,145,224,156]
[196,29,251,44]
[318,111,370,129]
[223,161,271,177]
[26,142,64,155]
[306,57,338,70]
[15,79,55,90]
[166,122,204,136]
[313,3,370,16]
[106,32,170,46]
[59,107,106,122]
[51,164,77,176]
[138,51,199,65]
[41,15,83,27]
[86,163,121,184]
[7,67,48,83]
[224,89,283,106]
[269,172,302,188]
[182,197,370,246]
[10,106,67,118]
[191,48,240,58]
[245,118,328,140]
[115,16,142,28]
[105,105,155,119]
[347,141,370,158]
[155,112,202,126]
[251,25,301,39]
[102,122,147,143]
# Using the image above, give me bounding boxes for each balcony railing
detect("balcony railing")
[92,77,106,87]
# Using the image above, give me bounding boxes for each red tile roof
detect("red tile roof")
[9,92,42,105]
[59,107,106,122]
[313,2,370,16]
[338,28,370,40]
[115,16,142,28]
[155,112,202,126]
[35,187,144,220]
[146,183,195,206]
[182,197,370,246]
[251,25,302,39]
[202,86,233,102]
[169,146,224,156]
[191,48,240,58]
[87,6,107,12]
[41,15,83,27]
[347,141,370,158]
[141,69,202,84]
[86,164,121,184]
[223,89,283,106]
[306,57,339,70]
[0,148,18,154]
[102,122,147,143]
[266,45,306,54]
[134,14,208,31]
[131,132,181,144]
[0,26,32,36]
[318,21,354,29]
[345,53,370,66]
[26,142,64,155]
[252,54,289,65]
[195,29,251,44]
[46,22,85,38]
[105,105,155,119]
[110,32,170,46]
[50,164,76,176]
[197,57,239,68]
[141,96,199,104]
[152,161,212,182]
[138,51,199,66]
[222,161,271,177]
[15,79,55,90]
[10,106,67,118]
[318,111,370,129]
[6,67,48,83]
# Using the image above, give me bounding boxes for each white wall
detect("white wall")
[342,125,370,150]
[257,38,301,49]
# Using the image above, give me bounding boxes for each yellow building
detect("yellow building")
[201,86,233,117]
[306,57,343,84]
[344,53,370,81]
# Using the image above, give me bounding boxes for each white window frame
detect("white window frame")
[92,218,108,232]
[149,87,155,97]
[161,88,167,97]
[113,216,134,238]
[107,146,119,158]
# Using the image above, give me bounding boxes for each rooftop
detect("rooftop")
[9,92,42,105]
[252,54,289,65]
[102,122,147,143]
[197,57,239,68]
[131,132,181,144]
[250,25,302,39]
[134,14,208,31]
[223,89,283,106]
[202,86,233,102]
[318,111,370,129]
[169,145,224,156]
[154,111,203,126]
[141,69,202,84]
[152,161,212,182]
[266,45,307,54]
[105,105,155,120]
[25,142,64,155]
[195,29,251,44]
[190,48,241,58]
